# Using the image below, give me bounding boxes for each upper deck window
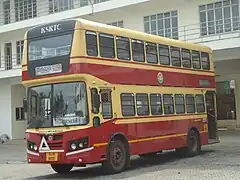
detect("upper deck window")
[28,33,73,61]
[132,39,145,62]
[99,33,115,58]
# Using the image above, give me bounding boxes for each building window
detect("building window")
[199,0,239,36]
[4,43,12,70]
[144,11,179,39]
[107,20,124,28]
[16,40,24,65]
[49,0,74,13]
[16,107,24,120]
[15,0,37,22]
[3,0,10,24]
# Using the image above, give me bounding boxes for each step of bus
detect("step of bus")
[208,139,220,145]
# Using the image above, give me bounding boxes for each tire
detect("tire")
[176,130,201,157]
[51,164,73,174]
[102,140,129,174]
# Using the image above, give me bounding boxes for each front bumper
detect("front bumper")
[27,146,101,164]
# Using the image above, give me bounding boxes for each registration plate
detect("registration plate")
[35,64,62,76]
[46,152,58,161]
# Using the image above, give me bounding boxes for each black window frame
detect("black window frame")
[159,44,170,65]
[99,33,115,58]
[116,36,130,60]
[131,39,145,62]
[146,42,158,64]
[86,31,98,57]
[136,93,150,116]
[121,93,135,116]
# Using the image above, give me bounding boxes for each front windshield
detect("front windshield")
[27,82,89,128]
[28,33,73,61]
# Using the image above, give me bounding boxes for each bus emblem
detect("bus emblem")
[39,136,50,152]
[157,72,164,84]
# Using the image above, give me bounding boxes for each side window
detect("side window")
[201,52,210,70]
[116,36,130,60]
[192,51,201,69]
[121,93,135,116]
[132,39,145,62]
[163,94,174,114]
[182,48,191,68]
[146,42,158,64]
[186,94,196,113]
[99,33,115,58]
[91,88,99,114]
[196,94,205,113]
[175,94,185,114]
[159,44,170,65]
[150,94,162,115]
[100,90,112,119]
[31,95,37,118]
[136,93,149,116]
[171,47,181,67]
[86,31,98,56]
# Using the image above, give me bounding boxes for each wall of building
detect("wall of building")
[11,84,26,139]
[0,79,12,138]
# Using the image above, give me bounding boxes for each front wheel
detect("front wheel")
[51,164,73,174]
[102,140,129,174]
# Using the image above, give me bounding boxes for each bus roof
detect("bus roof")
[76,18,212,53]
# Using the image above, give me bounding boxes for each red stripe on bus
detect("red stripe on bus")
[22,63,215,88]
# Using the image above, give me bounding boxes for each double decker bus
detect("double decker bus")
[22,18,219,174]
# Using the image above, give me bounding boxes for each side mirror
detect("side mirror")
[23,98,28,113]
[93,116,100,128]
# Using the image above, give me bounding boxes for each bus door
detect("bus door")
[205,91,219,143]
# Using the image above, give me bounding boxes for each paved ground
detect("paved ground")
[0,131,240,180]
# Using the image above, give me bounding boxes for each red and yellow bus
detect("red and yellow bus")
[22,18,219,174]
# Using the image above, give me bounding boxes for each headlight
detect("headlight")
[27,141,38,152]
[69,137,88,151]
[34,145,38,151]
[71,143,77,150]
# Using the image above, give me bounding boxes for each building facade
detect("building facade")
[0,0,239,139]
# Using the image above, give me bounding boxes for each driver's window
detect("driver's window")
[100,90,113,119]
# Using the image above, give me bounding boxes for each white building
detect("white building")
[0,0,239,139]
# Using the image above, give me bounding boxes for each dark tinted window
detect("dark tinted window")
[182,49,191,68]
[86,31,98,56]
[201,52,210,70]
[132,39,145,62]
[175,94,185,114]
[116,36,130,60]
[99,33,115,58]
[136,94,149,116]
[159,45,170,65]
[171,47,181,67]
[146,42,158,64]
[186,94,196,113]
[192,51,201,69]
[121,93,135,116]
[150,94,162,115]
[163,94,174,114]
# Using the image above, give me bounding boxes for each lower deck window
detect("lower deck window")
[121,93,135,116]
[163,94,174,114]
[136,93,149,116]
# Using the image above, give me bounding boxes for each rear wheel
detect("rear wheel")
[51,164,73,174]
[176,130,201,157]
[102,140,129,174]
